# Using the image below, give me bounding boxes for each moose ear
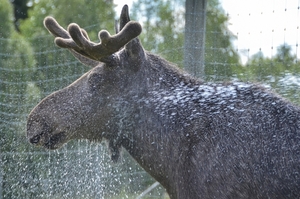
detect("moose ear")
[115,5,131,34]
[117,5,146,65]
[119,5,131,31]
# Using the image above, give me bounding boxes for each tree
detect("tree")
[0,0,36,197]
[245,44,300,104]
[274,45,297,67]
[204,0,241,80]
[131,0,241,81]
[0,0,36,152]
[19,0,116,97]
[246,44,299,81]
[10,0,31,32]
[131,0,185,67]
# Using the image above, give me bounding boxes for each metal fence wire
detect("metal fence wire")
[2,0,300,198]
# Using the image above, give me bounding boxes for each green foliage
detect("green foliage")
[205,0,241,80]
[2,0,300,198]
[243,44,300,104]
[131,0,241,80]
[244,45,298,81]
[132,0,185,67]
[0,0,36,151]
[0,0,241,197]
[0,1,38,197]
[19,0,116,96]
[0,0,14,39]
[2,1,163,198]
[20,0,115,39]
[9,0,30,31]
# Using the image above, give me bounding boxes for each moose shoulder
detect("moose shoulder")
[27,5,300,199]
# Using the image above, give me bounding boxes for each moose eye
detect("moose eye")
[88,73,104,91]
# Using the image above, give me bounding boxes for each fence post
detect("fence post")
[184,0,207,78]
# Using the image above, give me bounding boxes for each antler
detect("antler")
[43,6,142,63]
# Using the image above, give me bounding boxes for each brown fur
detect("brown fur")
[27,5,300,199]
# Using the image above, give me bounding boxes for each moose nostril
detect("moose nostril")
[30,135,40,144]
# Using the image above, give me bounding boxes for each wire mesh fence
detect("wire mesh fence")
[1,0,300,198]
[1,141,165,199]
[0,34,166,198]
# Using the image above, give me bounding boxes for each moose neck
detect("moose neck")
[122,129,181,195]
[112,53,200,197]
[120,112,184,198]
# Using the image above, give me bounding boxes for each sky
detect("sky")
[221,0,300,63]
[114,0,300,64]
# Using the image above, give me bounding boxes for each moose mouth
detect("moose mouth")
[29,131,67,150]
[27,117,69,150]
[44,131,67,149]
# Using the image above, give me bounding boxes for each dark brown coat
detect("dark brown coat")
[27,5,300,199]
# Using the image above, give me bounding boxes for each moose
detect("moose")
[27,5,300,199]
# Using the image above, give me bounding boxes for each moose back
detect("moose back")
[27,5,300,199]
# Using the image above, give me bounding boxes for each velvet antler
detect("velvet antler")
[43,6,142,63]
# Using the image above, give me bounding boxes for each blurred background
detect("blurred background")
[1,0,300,198]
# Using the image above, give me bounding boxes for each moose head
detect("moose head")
[27,5,145,156]
[27,5,300,199]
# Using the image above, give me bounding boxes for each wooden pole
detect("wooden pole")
[184,0,207,78]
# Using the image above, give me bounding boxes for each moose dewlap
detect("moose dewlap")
[27,5,300,199]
